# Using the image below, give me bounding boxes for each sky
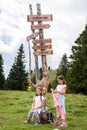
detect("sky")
[0,0,87,78]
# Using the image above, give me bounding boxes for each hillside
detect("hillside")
[0,90,87,130]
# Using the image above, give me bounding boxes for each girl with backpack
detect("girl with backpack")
[24,87,45,125]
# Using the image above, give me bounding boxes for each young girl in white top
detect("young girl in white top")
[51,75,67,129]
[24,87,45,125]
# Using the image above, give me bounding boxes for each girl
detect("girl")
[24,87,45,125]
[51,75,67,129]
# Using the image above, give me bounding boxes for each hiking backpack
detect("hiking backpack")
[40,111,54,124]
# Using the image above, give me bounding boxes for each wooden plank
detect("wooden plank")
[34,50,53,55]
[26,32,39,41]
[32,44,52,50]
[32,38,52,44]
[31,24,50,30]
[27,14,53,22]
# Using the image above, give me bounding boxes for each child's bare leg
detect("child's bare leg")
[53,108,61,126]
[24,110,33,123]
[56,106,61,120]
[62,114,66,122]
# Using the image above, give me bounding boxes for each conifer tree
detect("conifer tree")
[7,44,28,90]
[69,24,87,94]
[57,53,68,79]
[0,54,5,89]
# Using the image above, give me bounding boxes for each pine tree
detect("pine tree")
[69,24,87,94]
[7,44,28,90]
[0,54,5,89]
[57,53,68,78]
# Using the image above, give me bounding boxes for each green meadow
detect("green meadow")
[0,90,87,130]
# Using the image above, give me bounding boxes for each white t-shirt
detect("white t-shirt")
[33,95,44,113]
[56,84,67,93]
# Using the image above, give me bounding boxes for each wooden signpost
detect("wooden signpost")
[31,24,50,30]
[27,3,53,86]
[27,14,53,22]
[32,38,52,44]
[32,44,52,50]
[34,50,53,56]
[26,32,39,41]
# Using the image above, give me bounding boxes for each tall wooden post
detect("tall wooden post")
[28,40,31,82]
[27,3,53,98]
[36,3,48,74]
[29,4,39,83]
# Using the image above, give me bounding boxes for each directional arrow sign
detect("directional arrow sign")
[31,24,50,30]
[32,38,52,44]
[32,44,52,50]
[26,32,39,41]
[27,14,53,22]
[34,50,53,55]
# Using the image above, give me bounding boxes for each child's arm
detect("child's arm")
[31,99,35,109]
[34,99,45,110]
[50,88,58,93]
[58,87,67,95]
[51,87,67,95]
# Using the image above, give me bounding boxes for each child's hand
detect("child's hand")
[50,89,56,93]
[32,107,35,110]
[32,106,35,110]
[53,90,57,93]
[50,88,53,91]
[33,107,38,110]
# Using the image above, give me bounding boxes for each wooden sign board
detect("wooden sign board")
[32,44,52,50]
[34,50,53,55]
[26,32,39,41]
[31,24,50,30]
[27,14,53,22]
[32,38,52,44]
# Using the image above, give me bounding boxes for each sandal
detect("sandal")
[58,122,67,128]
[53,120,60,126]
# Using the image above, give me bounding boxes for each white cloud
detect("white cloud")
[0,40,12,53]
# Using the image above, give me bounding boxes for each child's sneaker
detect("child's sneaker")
[24,120,29,124]
[53,120,60,126]
[34,122,40,126]
[58,122,67,128]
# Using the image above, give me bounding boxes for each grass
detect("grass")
[0,90,87,130]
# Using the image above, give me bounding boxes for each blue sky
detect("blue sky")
[0,0,87,78]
